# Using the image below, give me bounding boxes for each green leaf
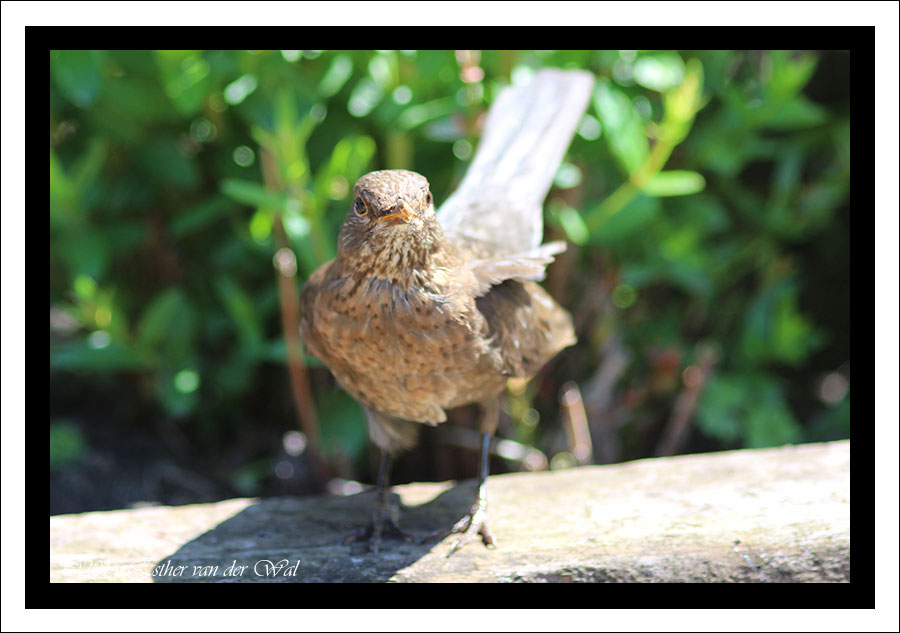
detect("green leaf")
[50,420,86,471]
[671,195,731,234]
[136,288,196,368]
[50,149,75,225]
[70,139,108,195]
[318,54,354,98]
[697,373,802,448]
[558,206,590,246]
[593,80,649,175]
[662,57,705,140]
[213,350,257,398]
[549,201,589,246]
[230,458,273,496]
[170,196,238,238]
[221,178,289,212]
[642,170,706,197]
[763,98,827,130]
[808,395,850,442]
[394,97,458,131]
[587,194,660,245]
[263,346,317,368]
[136,288,186,352]
[661,260,713,298]
[744,398,801,448]
[154,50,211,116]
[767,51,819,102]
[743,377,802,448]
[215,277,263,351]
[51,340,149,372]
[83,68,174,142]
[55,230,110,282]
[51,50,105,107]
[137,136,199,190]
[317,391,368,459]
[311,135,376,214]
[154,368,199,418]
[50,141,107,228]
[696,375,744,443]
[633,52,685,92]
[741,278,824,366]
[347,77,384,118]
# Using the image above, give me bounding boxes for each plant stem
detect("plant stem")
[260,148,327,487]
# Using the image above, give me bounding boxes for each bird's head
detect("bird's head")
[337,170,444,279]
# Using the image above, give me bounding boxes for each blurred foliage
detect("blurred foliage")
[49,420,86,472]
[50,50,850,505]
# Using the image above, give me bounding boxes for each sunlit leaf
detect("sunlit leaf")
[394,97,457,131]
[642,170,706,197]
[311,135,376,214]
[318,54,354,98]
[347,77,384,118]
[593,80,649,175]
[154,50,212,115]
[767,50,819,102]
[549,201,589,246]
[633,52,685,92]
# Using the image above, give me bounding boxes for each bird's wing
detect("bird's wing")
[438,68,595,256]
[465,241,568,296]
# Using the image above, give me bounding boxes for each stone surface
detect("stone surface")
[49,440,850,583]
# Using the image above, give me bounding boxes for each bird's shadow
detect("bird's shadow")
[151,480,478,582]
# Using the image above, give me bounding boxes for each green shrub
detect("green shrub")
[50,50,850,492]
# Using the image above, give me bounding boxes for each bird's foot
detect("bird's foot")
[341,512,413,554]
[423,498,495,557]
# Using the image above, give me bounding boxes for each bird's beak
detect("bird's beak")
[374,200,419,226]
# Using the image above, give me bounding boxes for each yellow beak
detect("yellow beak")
[374,200,418,225]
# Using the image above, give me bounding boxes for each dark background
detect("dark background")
[49,50,851,515]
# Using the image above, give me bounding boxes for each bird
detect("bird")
[300,68,595,554]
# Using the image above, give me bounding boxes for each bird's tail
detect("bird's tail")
[437,69,595,255]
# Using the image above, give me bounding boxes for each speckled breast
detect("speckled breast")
[306,275,507,424]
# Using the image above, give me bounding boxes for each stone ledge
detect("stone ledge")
[49,440,849,582]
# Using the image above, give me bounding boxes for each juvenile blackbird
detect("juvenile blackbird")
[300,69,594,554]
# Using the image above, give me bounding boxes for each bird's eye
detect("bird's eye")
[354,197,368,216]
[425,192,433,206]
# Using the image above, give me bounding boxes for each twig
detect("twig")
[582,329,630,464]
[560,381,593,466]
[260,148,327,487]
[654,343,718,457]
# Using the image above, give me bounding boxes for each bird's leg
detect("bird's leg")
[445,430,496,556]
[341,448,413,553]
[424,398,498,556]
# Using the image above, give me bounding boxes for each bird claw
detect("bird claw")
[342,514,414,554]
[422,500,495,557]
